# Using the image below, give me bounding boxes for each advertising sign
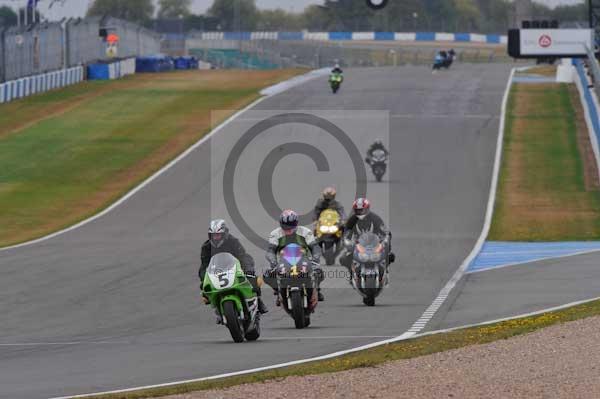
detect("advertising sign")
[519,29,592,56]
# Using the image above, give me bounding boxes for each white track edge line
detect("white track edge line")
[467,248,600,275]
[50,294,600,399]
[415,295,600,338]
[0,97,267,253]
[48,68,518,399]
[402,67,516,336]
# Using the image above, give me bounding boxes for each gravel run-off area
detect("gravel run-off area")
[163,316,600,399]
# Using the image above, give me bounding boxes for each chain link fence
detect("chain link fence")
[188,38,520,69]
[1,17,161,83]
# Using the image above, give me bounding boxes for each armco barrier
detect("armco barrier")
[189,31,507,44]
[0,66,83,104]
[136,56,175,73]
[575,59,600,172]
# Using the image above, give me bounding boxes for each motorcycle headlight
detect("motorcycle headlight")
[369,252,383,262]
[355,251,370,262]
[319,225,329,233]
[328,225,339,233]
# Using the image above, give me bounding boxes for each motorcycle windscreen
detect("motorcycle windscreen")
[207,253,239,290]
[355,233,384,262]
[208,253,238,273]
[358,232,380,249]
[281,243,304,267]
[319,209,340,223]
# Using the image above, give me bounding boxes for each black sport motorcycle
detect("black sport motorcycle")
[264,243,318,329]
[350,232,389,306]
[366,149,388,182]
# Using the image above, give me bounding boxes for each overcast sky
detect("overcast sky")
[0,0,586,21]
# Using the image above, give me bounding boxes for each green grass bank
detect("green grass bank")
[0,69,303,247]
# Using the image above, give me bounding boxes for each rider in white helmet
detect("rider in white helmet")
[331,63,343,75]
[200,219,268,319]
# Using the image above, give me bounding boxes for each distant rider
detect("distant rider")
[313,186,346,222]
[199,219,268,320]
[366,139,389,164]
[448,49,456,61]
[433,51,445,69]
[340,198,395,272]
[264,209,325,302]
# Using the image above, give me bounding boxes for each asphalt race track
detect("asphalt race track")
[0,65,512,399]
[433,251,600,330]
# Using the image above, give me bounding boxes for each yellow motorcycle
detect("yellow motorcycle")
[315,209,343,265]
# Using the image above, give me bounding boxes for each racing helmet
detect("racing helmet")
[322,186,337,201]
[352,198,371,218]
[280,209,299,231]
[208,219,229,248]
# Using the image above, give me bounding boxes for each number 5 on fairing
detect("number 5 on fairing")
[203,253,261,343]
[218,273,229,288]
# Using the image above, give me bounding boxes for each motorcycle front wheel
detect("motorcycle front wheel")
[223,301,245,343]
[290,290,306,329]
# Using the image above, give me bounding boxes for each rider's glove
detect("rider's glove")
[201,294,210,305]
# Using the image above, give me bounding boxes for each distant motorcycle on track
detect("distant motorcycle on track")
[329,72,344,94]
[432,50,455,71]
[366,149,388,182]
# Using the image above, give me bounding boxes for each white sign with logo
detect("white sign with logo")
[520,29,592,56]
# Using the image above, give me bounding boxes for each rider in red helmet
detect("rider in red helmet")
[340,198,395,271]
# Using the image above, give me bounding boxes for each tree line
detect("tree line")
[0,0,588,34]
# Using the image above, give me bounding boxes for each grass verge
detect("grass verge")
[517,65,557,77]
[488,82,600,241]
[0,69,304,247]
[81,297,600,399]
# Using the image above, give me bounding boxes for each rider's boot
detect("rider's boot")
[257,296,269,314]
[273,289,281,307]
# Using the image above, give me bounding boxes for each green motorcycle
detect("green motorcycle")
[329,72,343,94]
[202,253,261,343]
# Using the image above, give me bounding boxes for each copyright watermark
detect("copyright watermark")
[210,110,390,256]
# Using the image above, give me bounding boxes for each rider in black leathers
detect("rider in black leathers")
[339,198,395,272]
[313,187,346,222]
[366,139,389,164]
[199,219,268,315]
[331,63,343,75]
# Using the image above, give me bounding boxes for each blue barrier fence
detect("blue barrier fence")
[87,58,137,81]
[191,31,507,44]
